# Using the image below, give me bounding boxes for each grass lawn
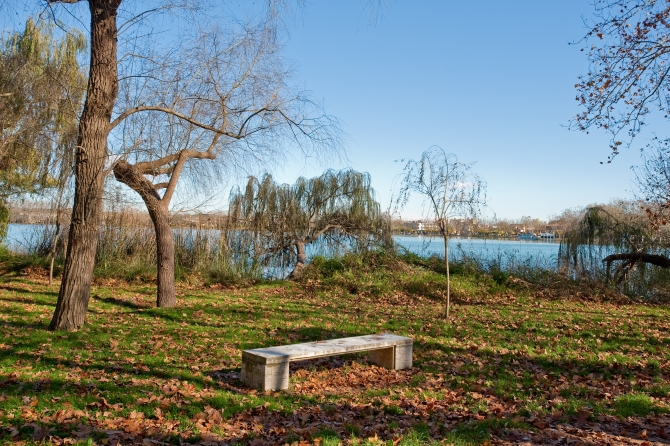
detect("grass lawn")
[0,258,669,445]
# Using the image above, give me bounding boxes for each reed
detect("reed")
[14,206,359,284]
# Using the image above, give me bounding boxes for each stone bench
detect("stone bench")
[241,333,413,391]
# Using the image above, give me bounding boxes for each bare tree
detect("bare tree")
[110,23,338,307]
[568,1,670,290]
[397,146,486,319]
[572,0,670,161]
[633,138,670,226]
[229,169,389,279]
[33,0,380,331]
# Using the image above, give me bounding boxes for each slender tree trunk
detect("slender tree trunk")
[113,160,177,307]
[49,232,58,287]
[48,206,64,287]
[443,226,450,320]
[50,0,122,331]
[288,240,307,279]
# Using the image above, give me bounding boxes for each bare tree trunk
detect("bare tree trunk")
[152,204,176,307]
[113,159,177,307]
[443,225,450,320]
[287,240,307,280]
[50,0,121,332]
[49,232,59,287]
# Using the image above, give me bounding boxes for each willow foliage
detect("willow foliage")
[0,18,86,236]
[228,169,391,278]
[558,203,670,298]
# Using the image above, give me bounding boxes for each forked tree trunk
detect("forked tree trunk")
[287,240,307,280]
[50,0,122,331]
[113,160,177,307]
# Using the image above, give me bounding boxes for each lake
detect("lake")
[5,224,561,269]
[6,223,42,252]
[394,235,559,269]
[394,235,559,258]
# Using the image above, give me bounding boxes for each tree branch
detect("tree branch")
[160,149,216,204]
[109,105,241,137]
[602,252,670,269]
[305,224,342,244]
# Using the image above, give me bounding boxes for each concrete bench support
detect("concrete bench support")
[241,333,413,391]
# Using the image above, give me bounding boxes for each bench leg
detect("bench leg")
[369,346,395,369]
[369,344,413,370]
[394,343,413,369]
[242,359,289,391]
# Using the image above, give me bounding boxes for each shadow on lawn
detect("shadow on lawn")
[0,286,58,299]
[93,295,153,310]
[422,337,670,379]
[1,390,475,445]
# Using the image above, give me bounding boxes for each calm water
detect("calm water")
[5,224,560,268]
[394,235,559,257]
[5,223,40,252]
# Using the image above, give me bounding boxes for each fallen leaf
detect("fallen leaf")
[576,408,591,423]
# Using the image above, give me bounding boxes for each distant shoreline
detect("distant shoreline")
[393,233,561,241]
[6,222,561,244]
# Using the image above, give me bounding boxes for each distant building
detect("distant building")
[405,220,438,233]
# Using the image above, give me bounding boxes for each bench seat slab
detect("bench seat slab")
[242,333,412,391]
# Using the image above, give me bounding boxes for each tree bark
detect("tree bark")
[151,203,176,307]
[287,240,307,280]
[113,160,176,307]
[50,0,122,331]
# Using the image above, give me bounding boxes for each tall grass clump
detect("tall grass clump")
[396,242,559,286]
[13,205,390,285]
[94,209,156,281]
[450,242,559,286]
[296,247,522,305]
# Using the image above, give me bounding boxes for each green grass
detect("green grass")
[612,393,669,417]
[0,250,668,444]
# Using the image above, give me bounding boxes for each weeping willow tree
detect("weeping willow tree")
[0,18,86,240]
[228,169,391,279]
[558,203,670,298]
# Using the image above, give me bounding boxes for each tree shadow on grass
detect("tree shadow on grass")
[0,287,57,299]
[93,295,153,310]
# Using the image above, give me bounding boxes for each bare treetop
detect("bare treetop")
[572,0,670,160]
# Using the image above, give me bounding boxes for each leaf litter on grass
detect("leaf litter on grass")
[0,271,668,445]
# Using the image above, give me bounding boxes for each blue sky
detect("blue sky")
[271,0,648,221]
[3,1,653,221]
